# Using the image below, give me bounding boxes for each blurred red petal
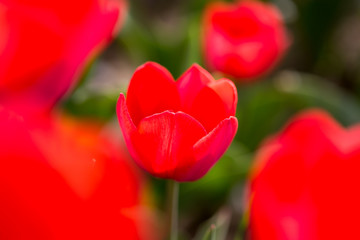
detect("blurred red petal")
[249,109,360,240]
[0,107,157,239]
[203,0,290,80]
[0,0,125,113]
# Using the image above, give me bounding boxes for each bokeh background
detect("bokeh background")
[60,0,360,238]
[2,0,360,239]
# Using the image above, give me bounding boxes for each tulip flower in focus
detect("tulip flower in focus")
[0,109,157,240]
[0,0,126,114]
[117,62,238,182]
[248,110,360,240]
[203,0,289,80]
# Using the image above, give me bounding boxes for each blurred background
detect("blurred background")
[59,0,360,238]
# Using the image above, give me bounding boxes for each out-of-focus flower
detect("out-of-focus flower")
[248,109,360,240]
[203,0,290,80]
[0,108,157,240]
[117,62,238,182]
[0,0,126,114]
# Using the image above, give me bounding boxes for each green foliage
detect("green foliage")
[236,71,360,150]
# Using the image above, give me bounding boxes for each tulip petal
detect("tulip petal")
[279,109,360,155]
[176,64,213,109]
[176,64,237,132]
[116,93,145,170]
[188,79,237,132]
[135,111,207,179]
[249,109,360,240]
[278,110,344,148]
[177,116,238,181]
[126,62,181,126]
[208,78,237,116]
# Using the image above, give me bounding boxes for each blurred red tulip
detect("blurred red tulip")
[0,108,158,240]
[248,110,360,240]
[203,0,289,80]
[0,0,126,114]
[117,62,238,182]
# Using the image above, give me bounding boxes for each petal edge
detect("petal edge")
[177,116,238,181]
[126,62,181,126]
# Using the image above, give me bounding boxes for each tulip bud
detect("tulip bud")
[117,62,238,182]
[203,0,290,81]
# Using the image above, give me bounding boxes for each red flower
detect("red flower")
[0,0,126,113]
[0,109,158,240]
[248,110,360,240]
[203,0,289,80]
[117,62,238,182]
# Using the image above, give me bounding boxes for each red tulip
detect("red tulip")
[0,0,126,114]
[248,109,360,240]
[117,62,238,182]
[203,0,290,80]
[0,109,158,240]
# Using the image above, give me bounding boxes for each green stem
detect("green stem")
[210,224,216,240]
[168,180,179,240]
[202,224,216,240]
